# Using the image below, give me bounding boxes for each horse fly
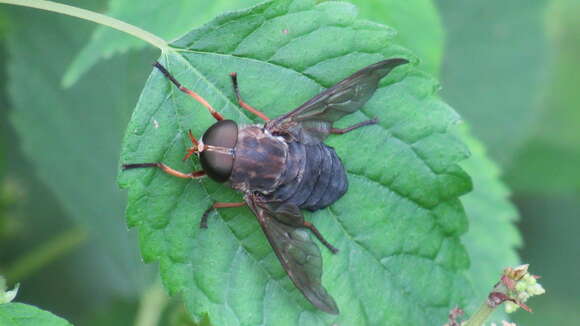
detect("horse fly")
[123,58,409,314]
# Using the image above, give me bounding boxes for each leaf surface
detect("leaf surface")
[119,0,474,324]
[0,303,72,326]
[349,0,443,75]
[350,4,523,319]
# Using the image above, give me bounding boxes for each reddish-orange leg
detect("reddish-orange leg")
[229,72,270,122]
[153,61,224,121]
[122,163,206,179]
[200,202,246,228]
[302,221,339,254]
[330,117,378,135]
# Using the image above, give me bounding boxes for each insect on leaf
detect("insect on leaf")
[119,0,474,325]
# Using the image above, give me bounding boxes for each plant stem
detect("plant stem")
[134,279,168,326]
[4,227,87,283]
[0,0,168,50]
[463,302,495,326]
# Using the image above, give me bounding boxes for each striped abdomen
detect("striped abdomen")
[266,141,348,211]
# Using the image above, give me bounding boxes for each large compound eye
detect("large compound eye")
[200,119,238,182]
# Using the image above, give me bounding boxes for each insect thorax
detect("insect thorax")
[229,125,288,194]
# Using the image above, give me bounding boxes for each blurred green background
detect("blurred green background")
[0,0,578,325]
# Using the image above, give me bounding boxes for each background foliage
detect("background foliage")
[0,0,577,325]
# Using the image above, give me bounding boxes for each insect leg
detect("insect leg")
[122,163,206,179]
[330,117,378,135]
[270,202,339,254]
[302,221,339,254]
[200,202,246,228]
[229,72,270,122]
[153,61,225,121]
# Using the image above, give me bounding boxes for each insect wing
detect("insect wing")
[267,58,408,143]
[246,198,339,314]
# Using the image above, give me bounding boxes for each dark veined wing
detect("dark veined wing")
[266,58,409,144]
[245,197,339,314]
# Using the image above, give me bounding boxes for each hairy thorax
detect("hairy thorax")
[229,125,288,194]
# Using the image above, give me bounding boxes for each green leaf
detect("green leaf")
[62,0,263,87]
[6,0,154,297]
[119,0,474,324]
[0,303,72,326]
[353,3,523,320]
[436,0,550,165]
[347,0,443,75]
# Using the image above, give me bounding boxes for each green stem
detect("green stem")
[134,280,168,326]
[0,0,168,50]
[4,227,87,283]
[464,302,495,326]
